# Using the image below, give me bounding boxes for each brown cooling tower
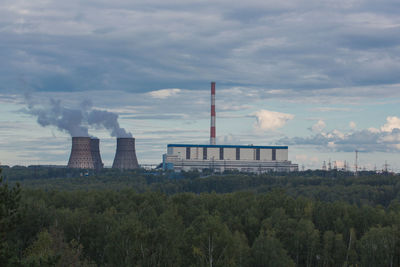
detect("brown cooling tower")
[90,138,104,171]
[112,138,139,170]
[67,137,94,169]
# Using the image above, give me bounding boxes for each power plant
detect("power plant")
[162,82,298,173]
[67,137,95,169]
[90,138,104,171]
[67,137,139,170]
[65,81,296,173]
[112,138,139,170]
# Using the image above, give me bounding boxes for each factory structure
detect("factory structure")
[66,81,297,173]
[67,137,139,170]
[162,82,298,173]
[112,138,139,169]
[68,137,96,169]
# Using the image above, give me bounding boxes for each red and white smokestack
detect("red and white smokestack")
[210,81,216,145]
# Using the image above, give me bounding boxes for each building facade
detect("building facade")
[163,144,298,173]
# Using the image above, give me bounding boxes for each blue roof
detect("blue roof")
[167,144,288,149]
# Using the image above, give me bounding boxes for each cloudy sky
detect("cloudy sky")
[1,0,400,170]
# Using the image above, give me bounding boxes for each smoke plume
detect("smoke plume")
[23,97,132,137]
[87,109,131,137]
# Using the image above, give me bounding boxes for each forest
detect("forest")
[1,166,400,266]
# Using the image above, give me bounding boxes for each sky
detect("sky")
[1,0,400,170]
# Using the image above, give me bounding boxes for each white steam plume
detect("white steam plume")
[23,96,132,137]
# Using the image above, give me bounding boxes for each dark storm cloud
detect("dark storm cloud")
[1,0,400,95]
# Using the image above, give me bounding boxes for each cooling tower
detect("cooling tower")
[112,137,139,170]
[67,137,94,169]
[90,138,104,171]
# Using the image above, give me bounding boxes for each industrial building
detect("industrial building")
[112,137,139,170]
[163,144,298,173]
[90,138,104,171]
[68,137,96,169]
[67,137,139,170]
[162,82,298,173]
[65,81,296,173]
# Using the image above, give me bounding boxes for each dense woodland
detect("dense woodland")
[2,166,400,266]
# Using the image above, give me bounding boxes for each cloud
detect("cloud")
[311,119,326,133]
[148,88,181,99]
[253,109,294,131]
[2,0,400,167]
[1,0,400,97]
[349,121,356,129]
[281,123,400,153]
[381,116,400,132]
[368,127,380,133]
[311,107,351,112]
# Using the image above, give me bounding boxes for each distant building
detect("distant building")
[163,144,298,173]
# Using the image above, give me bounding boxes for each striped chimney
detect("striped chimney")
[210,81,216,145]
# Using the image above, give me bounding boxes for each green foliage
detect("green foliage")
[251,231,294,267]
[3,168,400,266]
[0,168,21,266]
[359,226,397,267]
[5,167,400,208]
[23,227,94,267]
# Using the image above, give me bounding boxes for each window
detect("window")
[186,147,190,159]
[256,148,260,160]
[236,148,240,160]
[203,147,207,160]
[219,147,224,160]
[272,149,276,161]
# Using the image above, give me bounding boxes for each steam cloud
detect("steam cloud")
[23,96,132,137]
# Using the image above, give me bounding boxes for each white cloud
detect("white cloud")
[147,88,181,99]
[327,141,336,148]
[394,144,400,150]
[368,127,380,133]
[311,120,326,133]
[281,116,400,153]
[253,109,294,131]
[380,132,400,142]
[381,116,400,132]
[349,121,356,129]
[332,129,345,139]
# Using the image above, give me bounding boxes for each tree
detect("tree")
[359,226,396,267]
[321,230,346,267]
[0,168,21,266]
[184,213,238,267]
[291,219,320,267]
[251,231,294,267]
[23,226,94,267]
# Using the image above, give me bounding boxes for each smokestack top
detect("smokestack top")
[210,82,216,145]
[68,137,94,169]
[112,137,139,169]
[71,136,92,144]
[116,137,136,150]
